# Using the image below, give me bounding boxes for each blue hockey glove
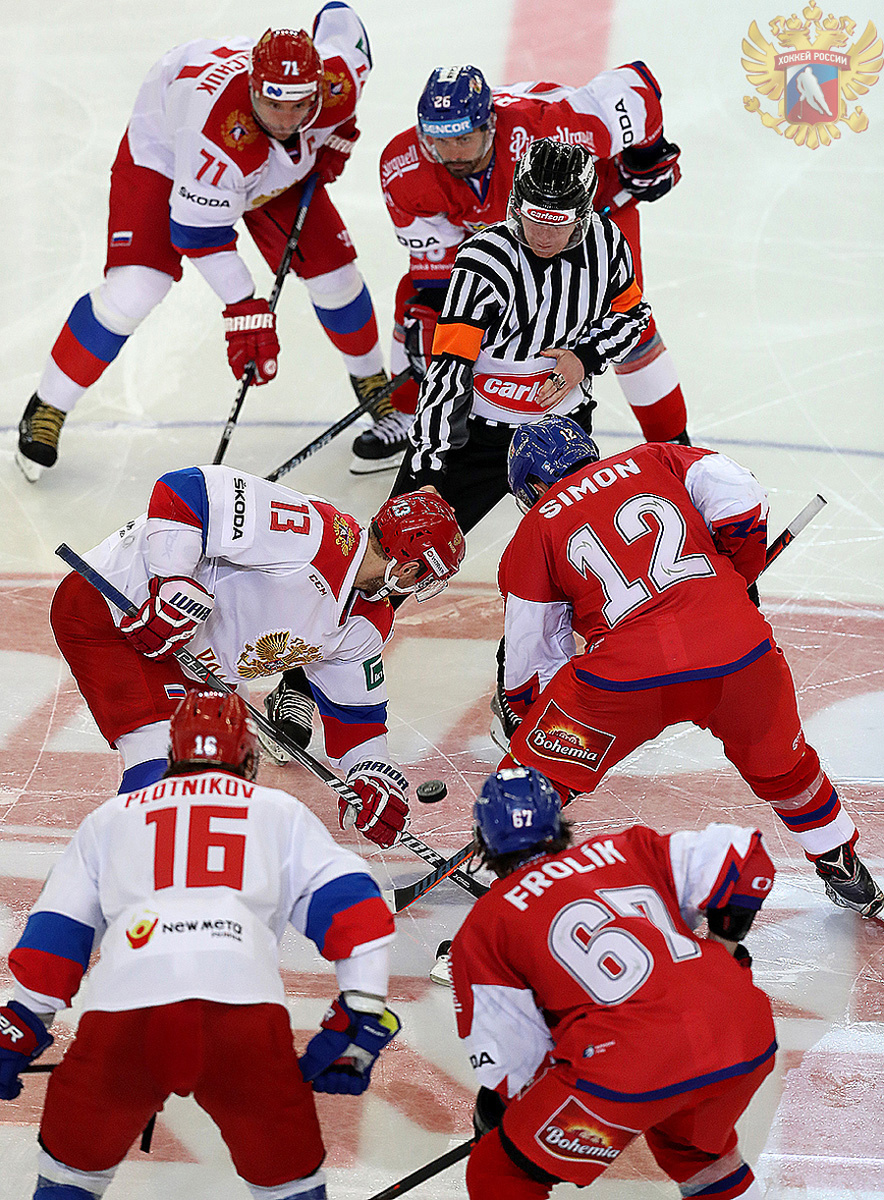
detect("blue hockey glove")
[0,1001,53,1100]
[299,993,400,1095]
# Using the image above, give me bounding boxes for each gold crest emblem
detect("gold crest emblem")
[322,68,353,108]
[221,108,260,151]
[743,5,882,146]
[334,514,357,556]
[237,631,323,678]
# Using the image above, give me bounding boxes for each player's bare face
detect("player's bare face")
[520,216,576,258]
[251,91,316,141]
[429,131,492,178]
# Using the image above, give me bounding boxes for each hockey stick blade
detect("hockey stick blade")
[53,543,485,904]
[391,837,486,910]
[365,1138,475,1200]
[265,367,413,483]
[213,173,319,466]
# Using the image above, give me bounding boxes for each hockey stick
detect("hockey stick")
[365,1138,475,1200]
[212,173,320,466]
[762,493,826,570]
[265,367,413,482]
[53,543,484,903]
[393,494,829,912]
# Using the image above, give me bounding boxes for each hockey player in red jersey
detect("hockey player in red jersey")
[0,690,399,1200]
[17,8,393,481]
[452,767,776,1199]
[49,466,464,847]
[495,415,884,918]
[359,61,686,474]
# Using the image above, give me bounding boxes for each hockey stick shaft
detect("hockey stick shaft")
[54,543,484,902]
[393,494,828,912]
[265,368,413,482]
[763,493,826,570]
[213,173,319,466]
[365,1138,475,1200]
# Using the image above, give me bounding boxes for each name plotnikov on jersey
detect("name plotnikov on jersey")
[539,459,641,518]
[123,776,255,806]
[503,840,628,911]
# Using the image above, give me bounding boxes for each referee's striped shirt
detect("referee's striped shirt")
[407,213,650,482]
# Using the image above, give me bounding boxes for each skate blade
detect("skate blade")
[14,449,44,483]
[349,451,406,476]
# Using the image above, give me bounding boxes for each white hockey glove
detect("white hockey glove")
[342,761,410,848]
[119,577,214,660]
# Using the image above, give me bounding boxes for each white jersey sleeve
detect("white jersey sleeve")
[667,823,774,931]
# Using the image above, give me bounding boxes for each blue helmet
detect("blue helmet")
[507,416,600,513]
[474,767,562,856]
[417,66,493,138]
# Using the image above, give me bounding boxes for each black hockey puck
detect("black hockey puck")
[416,780,448,803]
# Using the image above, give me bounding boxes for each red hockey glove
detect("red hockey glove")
[120,577,215,660]
[222,298,279,384]
[0,1001,53,1100]
[402,299,440,381]
[341,760,409,848]
[616,137,682,203]
[313,117,360,185]
[299,992,401,1095]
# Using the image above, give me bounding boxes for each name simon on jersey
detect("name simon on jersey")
[539,458,641,519]
[503,839,628,911]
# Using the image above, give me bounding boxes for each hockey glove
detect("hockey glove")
[341,761,410,849]
[616,137,682,203]
[120,576,215,660]
[299,992,401,1095]
[473,1086,507,1138]
[402,299,440,381]
[0,1001,53,1100]
[313,117,360,185]
[222,298,279,384]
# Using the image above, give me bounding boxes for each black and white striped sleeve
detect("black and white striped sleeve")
[571,217,651,376]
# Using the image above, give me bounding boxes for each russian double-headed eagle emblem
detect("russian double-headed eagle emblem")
[743,5,881,146]
[237,631,323,678]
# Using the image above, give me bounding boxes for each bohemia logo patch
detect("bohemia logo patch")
[742,6,881,147]
[126,911,159,949]
[534,1096,621,1164]
[527,699,615,773]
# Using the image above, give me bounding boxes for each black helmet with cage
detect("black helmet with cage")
[506,138,598,251]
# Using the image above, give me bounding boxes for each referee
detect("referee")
[390,137,654,533]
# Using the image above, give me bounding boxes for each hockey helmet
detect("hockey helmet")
[508,415,600,513]
[507,138,598,251]
[417,65,493,137]
[370,492,465,602]
[169,690,258,778]
[250,29,324,131]
[474,767,563,857]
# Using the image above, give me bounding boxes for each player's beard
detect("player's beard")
[441,156,485,179]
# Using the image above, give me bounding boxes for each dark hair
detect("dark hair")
[475,820,575,877]
[163,754,255,780]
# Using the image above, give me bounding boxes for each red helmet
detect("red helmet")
[169,691,258,778]
[371,492,465,602]
[249,29,323,129]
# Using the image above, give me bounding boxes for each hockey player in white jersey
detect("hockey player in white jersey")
[0,690,399,1200]
[49,466,465,847]
[17,7,394,480]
